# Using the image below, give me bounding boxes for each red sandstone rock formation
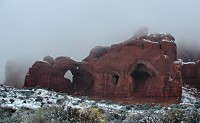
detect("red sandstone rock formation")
[24,33,182,104]
[181,61,200,89]
[83,34,181,100]
[25,57,75,93]
[24,56,94,94]
[178,42,200,89]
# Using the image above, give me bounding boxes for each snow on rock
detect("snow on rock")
[143,39,159,44]
[183,62,196,65]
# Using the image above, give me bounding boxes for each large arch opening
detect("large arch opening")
[72,67,94,91]
[131,64,151,91]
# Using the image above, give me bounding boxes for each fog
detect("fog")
[1,0,200,84]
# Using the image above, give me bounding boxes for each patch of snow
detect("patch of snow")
[38,60,51,65]
[181,85,198,105]
[182,62,196,65]
[143,39,159,44]
[168,77,172,82]
[162,39,174,42]
[174,60,183,66]
[164,55,168,59]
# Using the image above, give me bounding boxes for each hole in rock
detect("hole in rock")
[112,74,119,85]
[131,64,150,90]
[64,70,73,82]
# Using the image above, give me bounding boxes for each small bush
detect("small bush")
[161,109,200,123]
[56,98,65,105]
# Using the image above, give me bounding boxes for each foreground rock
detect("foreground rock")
[25,33,182,104]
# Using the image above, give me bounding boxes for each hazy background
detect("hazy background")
[0,0,200,84]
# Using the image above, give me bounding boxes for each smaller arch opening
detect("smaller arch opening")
[112,74,119,85]
[131,64,151,90]
[64,70,73,83]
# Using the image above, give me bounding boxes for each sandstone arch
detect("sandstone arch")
[131,63,151,91]
[129,60,157,95]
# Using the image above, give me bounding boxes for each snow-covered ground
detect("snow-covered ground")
[0,84,200,122]
[0,85,123,111]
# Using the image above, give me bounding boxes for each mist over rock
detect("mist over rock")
[177,41,200,62]
[43,55,54,65]
[127,26,149,41]
[4,59,32,88]
[83,46,110,61]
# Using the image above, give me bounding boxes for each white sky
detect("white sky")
[0,0,200,82]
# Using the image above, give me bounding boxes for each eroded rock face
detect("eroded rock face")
[84,33,181,102]
[24,33,182,104]
[25,57,74,93]
[181,61,200,89]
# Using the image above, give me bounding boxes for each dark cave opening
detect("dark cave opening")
[131,64,150,91]
[112,74,119,85]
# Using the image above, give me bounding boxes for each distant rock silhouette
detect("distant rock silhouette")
[5,59,32,88]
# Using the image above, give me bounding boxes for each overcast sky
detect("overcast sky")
[0,0,200,82]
